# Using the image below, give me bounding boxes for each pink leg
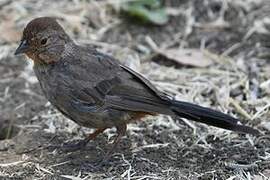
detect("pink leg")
[105,124,127,158]
[85,128,107,142]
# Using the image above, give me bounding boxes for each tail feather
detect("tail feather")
[170,100,259,135]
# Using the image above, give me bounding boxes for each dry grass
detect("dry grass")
[0,0,270,179]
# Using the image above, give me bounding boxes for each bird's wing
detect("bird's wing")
[119,65,171,101]
[67,50,172,115]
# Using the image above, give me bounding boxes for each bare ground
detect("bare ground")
[0,0,270,179]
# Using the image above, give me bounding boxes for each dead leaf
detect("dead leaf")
[157,48,213,67]
[253,175,264,180]
[0,20,21,43]
[260,121,270,131]
[262,169,270,178]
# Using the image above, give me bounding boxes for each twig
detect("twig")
[225,162,258,170]
[229,97,252,119]
[0,160,25,167]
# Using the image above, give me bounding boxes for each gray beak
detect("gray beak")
[15,39,29,55]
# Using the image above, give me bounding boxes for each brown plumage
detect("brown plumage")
[15,17,259,157]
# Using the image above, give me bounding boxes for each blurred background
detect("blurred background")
[0,0,270,179]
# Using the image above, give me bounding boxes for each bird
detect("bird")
[15,17,258,156]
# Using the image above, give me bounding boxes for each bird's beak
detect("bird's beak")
[15,39,29,55]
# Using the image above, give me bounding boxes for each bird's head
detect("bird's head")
[15,17,71,64]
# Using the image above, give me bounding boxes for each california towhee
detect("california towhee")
[15,17,258,155]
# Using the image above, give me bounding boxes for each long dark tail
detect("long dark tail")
[170,100,259,135]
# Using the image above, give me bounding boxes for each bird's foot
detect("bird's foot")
[61,139,89,151]
[47,139,89,152]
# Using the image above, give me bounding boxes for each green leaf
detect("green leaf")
[130,0,160,7]
[120,0,169,25]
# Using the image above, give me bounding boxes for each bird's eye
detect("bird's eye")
[40,38,47,45]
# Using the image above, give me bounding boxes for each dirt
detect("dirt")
[0,0,270,179]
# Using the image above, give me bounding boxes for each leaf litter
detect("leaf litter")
[0,0,269,179]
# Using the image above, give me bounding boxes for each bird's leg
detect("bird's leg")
[58,128,106,151]
[103,124,127,161]
[84,127,107,144]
